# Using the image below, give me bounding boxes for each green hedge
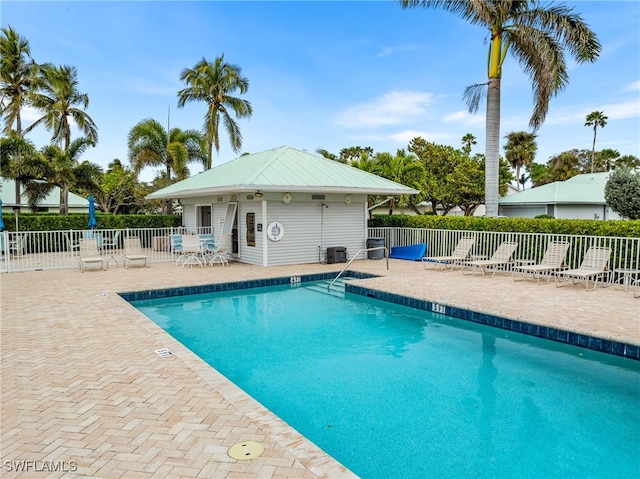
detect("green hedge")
[368,215,640,238]
[0,212,182,232]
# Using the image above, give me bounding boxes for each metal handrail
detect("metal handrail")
[328,246,389,290]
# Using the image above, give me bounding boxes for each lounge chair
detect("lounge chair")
[78,238,107,272]
[209,233,231,267]
[555,246,611,291]
[512,241,571,284]
[123,237,149,268]
[422,237,475,270]
[462,241,519,277]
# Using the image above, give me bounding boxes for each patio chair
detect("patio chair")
[209,233,231,267]
[123,237,149,268]
[555,246,612,291]
[512,241,571,284]
[199,233,216,262]
[101,230,121,251]
[170,234,186,265]
[180,234,204,268]
[78,238,107,272]
[462,241,519,277]
[422,237,475,270]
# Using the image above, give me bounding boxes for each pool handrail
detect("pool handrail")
[328,246,388,290]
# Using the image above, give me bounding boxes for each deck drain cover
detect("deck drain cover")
[155,348,172,357]
[227,441,264,461]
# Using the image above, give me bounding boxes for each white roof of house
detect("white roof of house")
[499,172,611,205]
[147,145,419,200]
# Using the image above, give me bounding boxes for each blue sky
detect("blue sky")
[3,1,639,182]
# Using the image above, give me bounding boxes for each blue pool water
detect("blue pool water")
[131,281,640,479]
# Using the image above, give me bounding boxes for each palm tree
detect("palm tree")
[26,64,98,153]
[503,131,537,190]
[585,110,607,173]
[0,26,43,210]
[128,118,206,214]
[401,0,601,217]
[372,149,425,215]
[36,137,100,215]
[461,133,477,156]
[177,55,252,169]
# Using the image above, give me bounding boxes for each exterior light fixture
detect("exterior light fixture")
[255,191,264,198]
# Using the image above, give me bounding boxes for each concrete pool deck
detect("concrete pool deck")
[1,259,638,478]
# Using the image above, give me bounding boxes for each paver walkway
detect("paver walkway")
[1,259,638,478]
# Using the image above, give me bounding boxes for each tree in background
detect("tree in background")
[128,118,206,214]
[95,159,140,214]
[371,149,424,215]
[401,0,601,217]
[461,133,477,156]
[503,131,537,190]
[604,168,640,219]
[27,64,98,154]
[585,110,607,173]
[0,26,44,210]
[177,55,252,169]
[19,137,102,213]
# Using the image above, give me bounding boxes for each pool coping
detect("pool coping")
[121,270,639,362]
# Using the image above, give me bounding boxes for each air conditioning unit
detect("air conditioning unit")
[326,247,347,264]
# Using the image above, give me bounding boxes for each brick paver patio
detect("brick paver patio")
[1,259,638,478]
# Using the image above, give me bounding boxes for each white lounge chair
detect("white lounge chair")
[78,238,107,272]
[422,237,475,270]
[512,241,571,284]
[462,241,519,277]
[123,237,149,268]
[555,246,611,291]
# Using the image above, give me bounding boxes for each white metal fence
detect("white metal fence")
[1,227,639,285]
[369,227,639,282]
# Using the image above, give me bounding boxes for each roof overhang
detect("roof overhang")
[147,185,418,200]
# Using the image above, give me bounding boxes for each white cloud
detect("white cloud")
[377,43,418,58]
[334,90,434,129]
[442,110,485,128]
[626,81,640,91]
[546,99,640,125]
[389,129,456,144]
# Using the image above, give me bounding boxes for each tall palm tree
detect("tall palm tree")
[0,26,42,209]
[128,118,206,213]
[461,133,477,156]
[401,0,601,216]
[177,55,252,169]
[585,110,607,173]
[26,64,98,153]
[503,131,537,190]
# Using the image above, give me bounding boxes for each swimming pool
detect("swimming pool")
[130,279,640,479]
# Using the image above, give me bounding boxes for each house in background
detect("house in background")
[147,146,417,266]
[0,178,89,213]
[498,172,621,219]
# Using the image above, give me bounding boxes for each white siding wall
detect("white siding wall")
[237,201,264,266]
[264,200,366,266]
[181,193,369,266]
[557,205,604,220]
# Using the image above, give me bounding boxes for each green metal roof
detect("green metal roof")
[0,178,89,208]
[146,146,418,199]
[499,172,610,205]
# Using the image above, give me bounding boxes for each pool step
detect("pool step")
[305,278,346,297]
